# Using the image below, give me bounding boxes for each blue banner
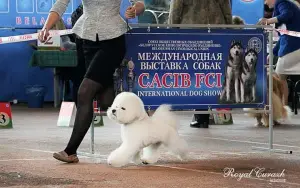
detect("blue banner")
[0,0,81,28]
[117,28,267,110]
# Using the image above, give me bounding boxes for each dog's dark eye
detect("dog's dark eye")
[121,107,126,110]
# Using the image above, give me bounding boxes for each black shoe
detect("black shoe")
[190,121,200,128]
[190,121,209,128]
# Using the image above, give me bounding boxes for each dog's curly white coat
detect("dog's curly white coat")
[106,92,188,167]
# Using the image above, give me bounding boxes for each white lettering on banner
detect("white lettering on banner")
[140,62,189,70]
[143,39,221,51]
[138,52,223,61]
[193,62,221,70]
[137,90,222,97]
[15,17,72,26]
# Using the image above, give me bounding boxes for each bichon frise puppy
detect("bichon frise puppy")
[106,92,188,167]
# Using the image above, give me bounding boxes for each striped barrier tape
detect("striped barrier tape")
[0,28,299,45]
[0,29,73,45]
[276,29,300,38]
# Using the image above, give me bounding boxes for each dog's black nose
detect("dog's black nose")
[112,109,116,114]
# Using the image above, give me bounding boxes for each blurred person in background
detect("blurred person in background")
[169,0,232,24]
[38,0,145,163]
[259,0,300,106]
[232,15,245,25]
[168,0,233,128]
[264,1,274,18]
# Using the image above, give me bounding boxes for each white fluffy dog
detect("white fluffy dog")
[106,92,188,167]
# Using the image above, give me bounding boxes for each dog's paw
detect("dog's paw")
[255,122,263,127]
[263,123,269,127]
[107,157,127,168]
[274,120,281,126]
[141,157,158,165]
[132,157,143,165]
[107,152,128,168]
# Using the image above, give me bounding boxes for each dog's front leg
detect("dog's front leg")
[235,78,240,103]
[107,143,140,167]
[252,86,256,102]
[165,130,188,161]
[240,81,245,103]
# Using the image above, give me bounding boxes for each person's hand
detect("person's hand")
[38,28,50,43]
[125,2,145,19]
[257,18,269,25]
[125,6,136,19]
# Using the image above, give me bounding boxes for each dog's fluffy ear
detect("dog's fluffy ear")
[231,40,235,46]
[245,46,249,52]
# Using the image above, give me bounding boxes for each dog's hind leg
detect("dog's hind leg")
[262,114,269,127]
[255,114,263,127]
[164,130,188,161]
[132,151,143,165]
[141,142,162,164]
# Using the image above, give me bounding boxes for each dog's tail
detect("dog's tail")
[152,104,178,130]
[282,105,292,119]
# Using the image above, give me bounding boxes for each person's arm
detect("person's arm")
[39,0,70,42]
[168,0,183,24]
[43,0,70,31]
[268,1,293,24]
[217,0,233,24]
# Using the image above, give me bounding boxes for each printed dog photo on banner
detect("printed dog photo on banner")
[117,28,267,110]
[219,39,259,104]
